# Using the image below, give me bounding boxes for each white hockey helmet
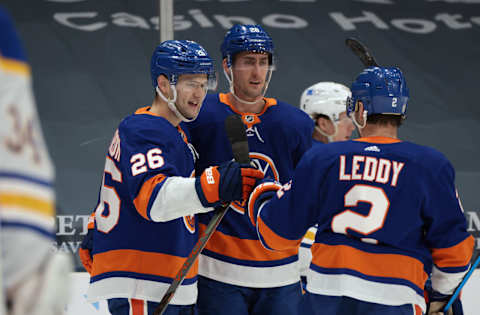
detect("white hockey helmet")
[300,82,351,142]
[300,81,351,122]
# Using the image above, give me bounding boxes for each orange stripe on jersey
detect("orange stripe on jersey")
[133,174,166,220]
[199,223,297,261]
[91,249,198,280]
[431,235,475,268]
[219,93,277,116]
[354,136,401,144]
[134,106,161,117]
[177,125,189,144]
[311,243,428,290]
[414,304,422,315]
[130,299,144,315]
[257,217,302,251]
[87,212,95,229]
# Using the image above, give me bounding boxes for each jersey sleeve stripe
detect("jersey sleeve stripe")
[311,243,428,292]
[257,216,302,251]
[133,174,166,221]
[0,193,54,216]
[0,172,53,187]
[0,55,30,76]
[199,222,297,261]
[431,235,475,268]
[91,248,198,280]
[1,221,54,239]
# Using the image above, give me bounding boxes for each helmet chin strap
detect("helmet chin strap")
[223,67,273,106]
[156,85,196,122]
[315,124,337,143]
[349,110,368,130]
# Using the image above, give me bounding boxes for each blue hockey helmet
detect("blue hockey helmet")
[220,24,274,67]
[347,67,409,118]
[150,40,216,89]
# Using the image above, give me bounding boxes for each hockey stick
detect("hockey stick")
[443,251,480,313]
[345,37,379,67]
[153,114,249,315]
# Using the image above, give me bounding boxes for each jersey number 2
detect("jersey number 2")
[331,184,390,244]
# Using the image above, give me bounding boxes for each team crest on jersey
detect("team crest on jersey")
[228,152,279,215]
[249,152,279,181]
[183,215,195,233]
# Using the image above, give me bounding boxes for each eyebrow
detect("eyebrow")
[242,56,268,61]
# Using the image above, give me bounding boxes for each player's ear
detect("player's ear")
[354,101,366,126]
[157,75,171,96]
[317,117,330,133]
[222,59,229,73]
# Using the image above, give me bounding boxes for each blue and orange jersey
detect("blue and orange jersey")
[87,107,200,305]
[253,137,474,312]
[0,6,57,290]
[185,93,314,287]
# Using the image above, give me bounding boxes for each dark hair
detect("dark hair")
[314,114,330,121]
[367,114,403,127]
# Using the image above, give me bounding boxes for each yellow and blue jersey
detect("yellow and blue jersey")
[254,136,474,312]
[185,93,314,287]
[0,6,56,289]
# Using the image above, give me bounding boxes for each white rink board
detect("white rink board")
[67,271,480,315]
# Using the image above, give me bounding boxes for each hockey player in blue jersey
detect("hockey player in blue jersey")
[300,81,355,145]
[248,66,474,315]
[81,40,264,315]
[185,24,314,315]
[0,6,72,315]
[298,81,355,289]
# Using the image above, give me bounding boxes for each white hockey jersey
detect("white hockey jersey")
[0,6,56,294]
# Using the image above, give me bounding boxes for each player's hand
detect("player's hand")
[79,215,94,274]
[427,301,453,315]
[195,161,264,208]
[247,178,283,226]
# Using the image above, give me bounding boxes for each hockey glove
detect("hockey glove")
[78,213,95,274]
[247,178,283,227]
[195,160,264,208]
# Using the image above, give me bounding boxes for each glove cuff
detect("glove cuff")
[195,169,220,208]
[429,290,451,302]
[248,181,282,227]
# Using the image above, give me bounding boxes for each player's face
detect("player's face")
[231,52,270,101]
[175,73,209,120]
[332,112,355,142]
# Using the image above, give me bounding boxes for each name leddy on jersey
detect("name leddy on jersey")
[339,155,405,187]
